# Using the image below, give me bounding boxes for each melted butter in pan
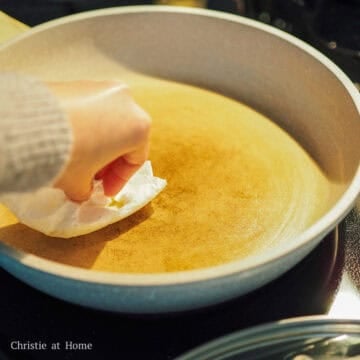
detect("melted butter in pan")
[0,77,331,273]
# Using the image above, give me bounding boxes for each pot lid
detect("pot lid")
[176,316,360,360]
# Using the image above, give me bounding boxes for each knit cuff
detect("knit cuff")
[0,73,72,193]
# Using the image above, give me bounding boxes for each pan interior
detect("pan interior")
[0,73,333,273]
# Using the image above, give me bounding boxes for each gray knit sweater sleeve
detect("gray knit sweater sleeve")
[0,73,72,193]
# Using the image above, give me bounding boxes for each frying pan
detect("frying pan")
[0,6,359,313]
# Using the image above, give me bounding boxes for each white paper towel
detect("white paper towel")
[0,161,166,238]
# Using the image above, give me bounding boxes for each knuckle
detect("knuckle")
[132,108,152,141]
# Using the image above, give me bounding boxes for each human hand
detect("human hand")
[47,80,151,202]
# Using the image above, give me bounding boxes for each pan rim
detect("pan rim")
[0,5,360,287]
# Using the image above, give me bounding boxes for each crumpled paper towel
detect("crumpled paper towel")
[0,161,166,238]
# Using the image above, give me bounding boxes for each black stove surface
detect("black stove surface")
[0,1,360,359]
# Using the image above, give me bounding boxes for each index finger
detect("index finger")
[100,143,150,197]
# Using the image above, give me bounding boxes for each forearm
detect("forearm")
[0,73,72,193]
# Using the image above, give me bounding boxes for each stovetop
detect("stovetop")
[0,1,359,359]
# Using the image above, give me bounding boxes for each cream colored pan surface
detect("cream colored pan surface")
[0,7,359,313]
